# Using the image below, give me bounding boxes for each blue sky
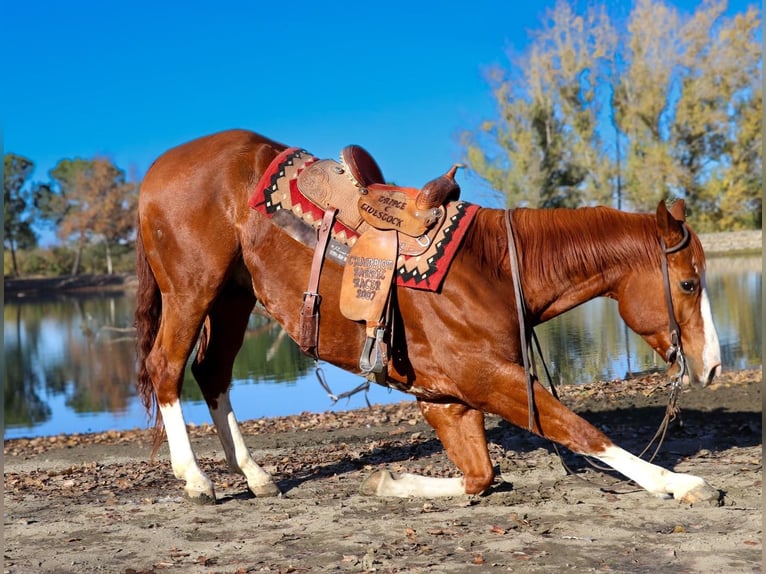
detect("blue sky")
[2,0,756,218]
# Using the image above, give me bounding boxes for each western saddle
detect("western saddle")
[296,144,461,380]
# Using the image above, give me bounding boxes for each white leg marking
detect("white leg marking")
[700,286,722,382]
[596,445,715,502]
[360,471,467,498]
[159,400,215,500]
[209,391,280,496]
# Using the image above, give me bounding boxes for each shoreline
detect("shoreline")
[3,368,760,454]
[698,229,762,255]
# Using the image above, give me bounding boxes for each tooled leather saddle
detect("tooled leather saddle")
[295,145,461,379]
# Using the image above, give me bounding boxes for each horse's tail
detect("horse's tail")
[134,221,164,456]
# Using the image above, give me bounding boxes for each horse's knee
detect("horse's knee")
[464,464,495,495]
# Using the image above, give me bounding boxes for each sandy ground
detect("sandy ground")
[4,369,762,574]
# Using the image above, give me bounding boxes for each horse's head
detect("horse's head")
[616,200,721,387]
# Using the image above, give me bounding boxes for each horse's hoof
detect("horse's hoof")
[250,481,281,498]
[678,483,721,505]
[360,470,391,496]
[184,490,217,505]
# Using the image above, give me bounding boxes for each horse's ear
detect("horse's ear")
[668,199,686,221]
[656,200,686,246]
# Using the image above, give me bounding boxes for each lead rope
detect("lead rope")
[580,227,692,489]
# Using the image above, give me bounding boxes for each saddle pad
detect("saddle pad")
[248,147,358,244]
[249,147,480,292]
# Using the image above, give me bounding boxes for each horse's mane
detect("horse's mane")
[462,206,704,286]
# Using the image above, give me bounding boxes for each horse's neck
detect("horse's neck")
[509,207,656,323]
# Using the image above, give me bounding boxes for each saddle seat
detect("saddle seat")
[297,145,461,243]
[296,144,463,380]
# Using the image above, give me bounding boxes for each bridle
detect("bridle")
[504,209,693,462]
[639,222,691,460]
[659,224,691,383]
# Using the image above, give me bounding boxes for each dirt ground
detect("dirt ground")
[4,369,762,574]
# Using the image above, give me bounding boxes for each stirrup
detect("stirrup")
[359,326,387,375]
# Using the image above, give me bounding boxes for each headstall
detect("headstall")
[659,224,691,384]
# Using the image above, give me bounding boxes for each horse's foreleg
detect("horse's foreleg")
[193,285,281,498]
[593,445,718,503]
[475,365,718,503]
[360,400,493,498]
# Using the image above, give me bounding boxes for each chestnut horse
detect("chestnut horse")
[135,129,721,504]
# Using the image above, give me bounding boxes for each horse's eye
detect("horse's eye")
[680,280,697,293]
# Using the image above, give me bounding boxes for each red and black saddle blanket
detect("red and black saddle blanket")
[248,147,479,292]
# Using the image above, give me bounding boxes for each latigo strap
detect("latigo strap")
[299,208,338,357]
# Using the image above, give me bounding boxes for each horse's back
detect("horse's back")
[138,129,286,289]
[141,129,285,209]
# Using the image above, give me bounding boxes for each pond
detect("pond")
[4,255,761,439]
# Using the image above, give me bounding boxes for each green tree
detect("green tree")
[4,153,39,276]
[47,157,137,275]
[674,3,762,230]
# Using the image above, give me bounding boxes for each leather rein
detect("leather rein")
[504,209,692,462]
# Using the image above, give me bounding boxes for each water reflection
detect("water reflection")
[706,256,763,369]
[4,254,761,439]
[4,295,137,430]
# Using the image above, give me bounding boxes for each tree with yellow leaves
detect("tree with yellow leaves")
[464,0,761,231]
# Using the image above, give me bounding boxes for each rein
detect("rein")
[504,210,546,432]
[504,209,694,477]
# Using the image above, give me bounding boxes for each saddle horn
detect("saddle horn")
[417,164,463,210]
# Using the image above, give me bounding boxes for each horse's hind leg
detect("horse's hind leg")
[146,295,218,503]
[192,279,280,498]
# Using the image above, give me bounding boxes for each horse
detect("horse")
[135,129,722,505]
